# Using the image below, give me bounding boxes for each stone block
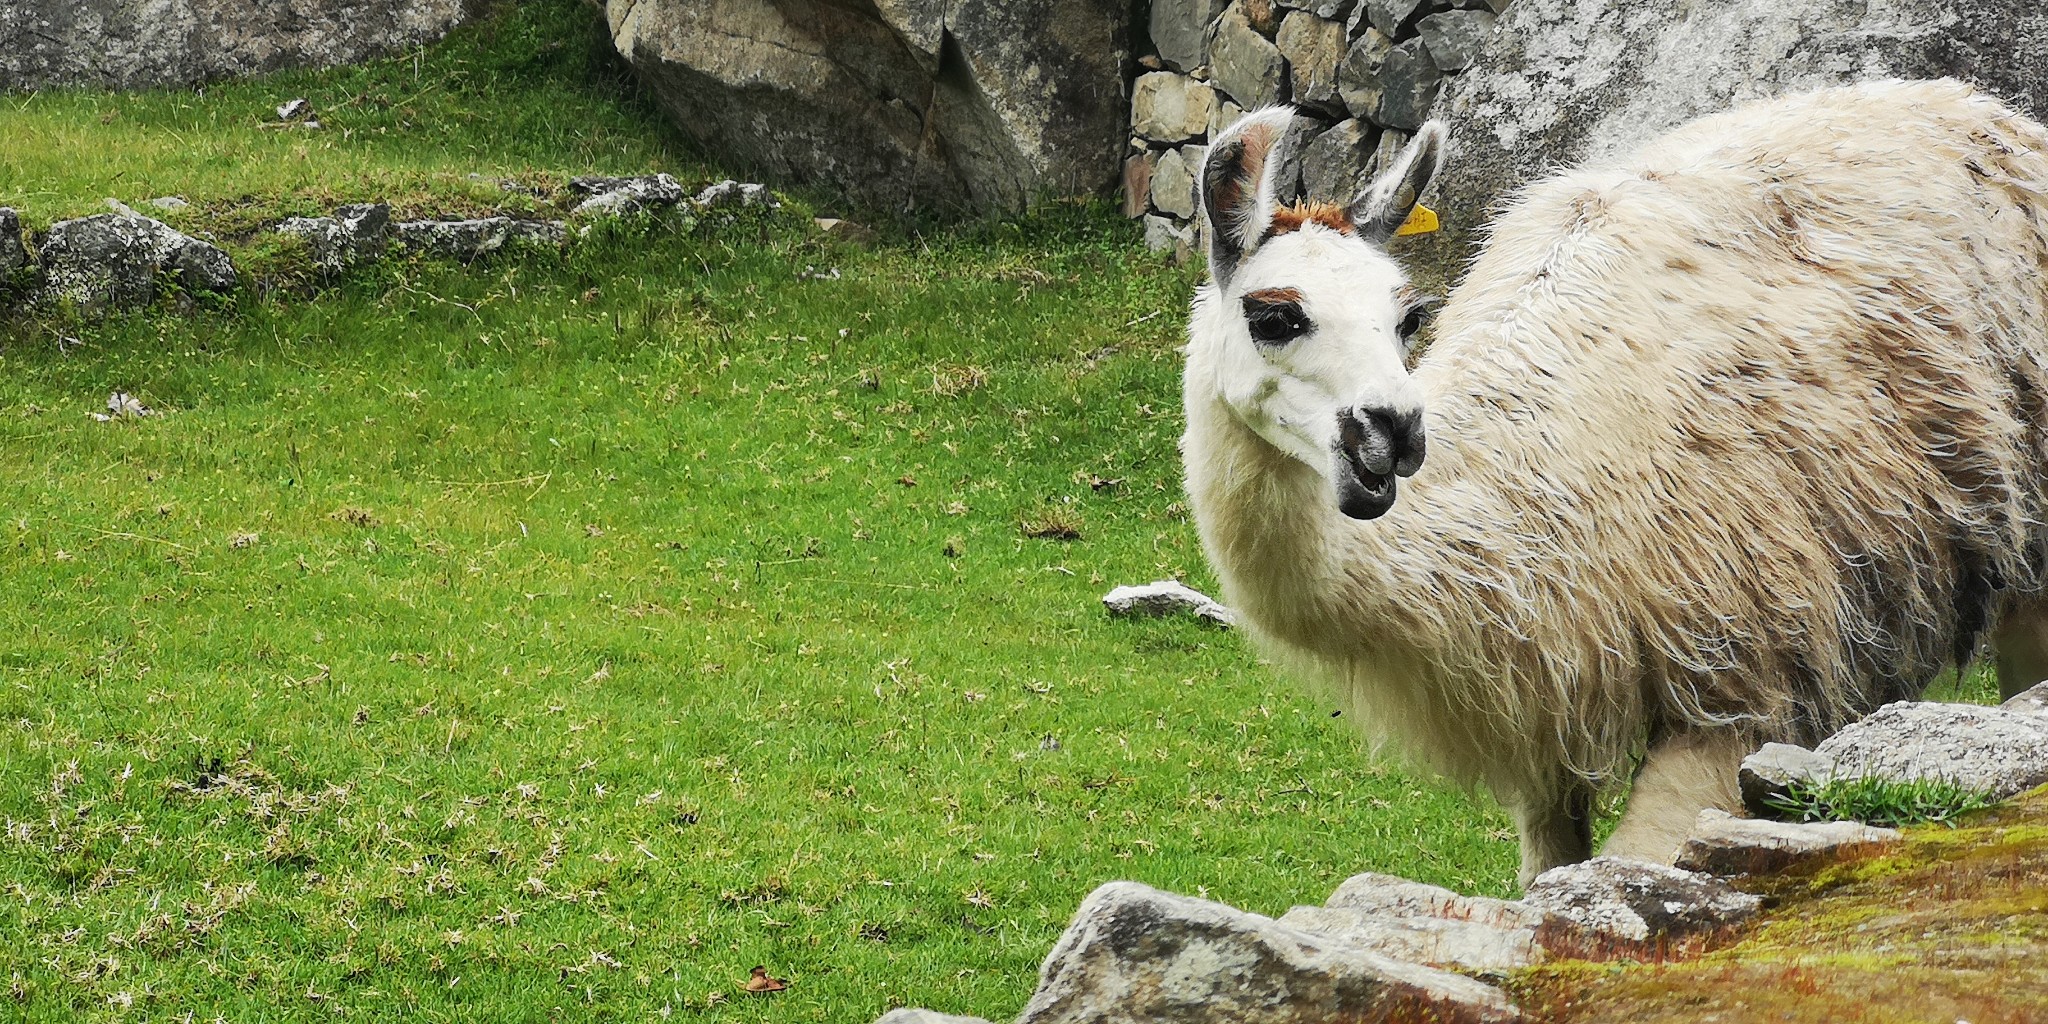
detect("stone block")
[1017,882,1521,1024]
[1210,3,1288,107]
[1277,12,1347,113]
[1131,72,1218,143]
[1675,809,1901,877]
[1151,0,1229,71]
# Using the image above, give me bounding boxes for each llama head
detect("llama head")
[1190,109,1445,520]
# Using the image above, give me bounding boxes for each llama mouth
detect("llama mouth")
[1335,452,1398,520]
[1333,408,1405,520]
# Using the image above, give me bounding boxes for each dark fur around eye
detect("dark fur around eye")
[1243,297,1312,346]
[1396,295,1440,349]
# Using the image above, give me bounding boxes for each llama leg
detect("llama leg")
[1601,730,1747,865]
[1993,594,2048,700]
[1512,780,1592,887]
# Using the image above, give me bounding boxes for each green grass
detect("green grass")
[0,0,703,233]
[0,9,1520,1017]
[1763,776,1999,829]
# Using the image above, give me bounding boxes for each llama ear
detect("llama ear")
[1200,107,1294,286]
[1352,121,1447,244]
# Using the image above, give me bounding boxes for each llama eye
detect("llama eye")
[1397,307,1425,340]
[1243,299,1311,346]
[1396,296,1439,350]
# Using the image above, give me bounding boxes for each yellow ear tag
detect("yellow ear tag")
[1395,203,1439,236]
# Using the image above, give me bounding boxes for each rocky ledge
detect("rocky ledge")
[0,176,779,316]
[876,681,2048,1023]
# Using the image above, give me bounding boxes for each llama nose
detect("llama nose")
[1337,406,1426,478]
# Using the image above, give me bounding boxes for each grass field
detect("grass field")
[0,4,1532,1020]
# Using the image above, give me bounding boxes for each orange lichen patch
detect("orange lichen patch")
[1242,287,1304,305]
[1511,788,2048,1024]
[1266,201,1355,238]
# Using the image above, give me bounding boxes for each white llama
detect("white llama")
[1182,79,2048,882]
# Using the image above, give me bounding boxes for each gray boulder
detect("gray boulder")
[1209,3,1288,108]
[277,203,392,276]
[605,0,1130,216]
[0,0,474,92]
[39,211,236,308]
[1675,809,1900,877]
[397,218,566,261]
[1523,858,1760,952]
[1017,881,1521,1024]
[1430,0,2048,282]
[0,208,26,285]
[1814,701,2048,800]
[1152,0,1228,72]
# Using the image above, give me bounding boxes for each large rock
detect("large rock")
[606,0,1130,216]
[1429,0,2048,283]
[1814,701,2048,800]
[1523,858,1760,954]
[1675,809,1901,877]
[39,210,236,309]
[0,0,474,92]
[1209,3,1288,108]
[1017,881,1520,1024]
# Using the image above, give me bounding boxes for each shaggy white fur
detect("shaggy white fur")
[1183,80,2048,882]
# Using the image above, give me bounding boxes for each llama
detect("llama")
[1182,79,2048,883]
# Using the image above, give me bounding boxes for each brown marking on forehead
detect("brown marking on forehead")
[1243,287,1305,305]
[1265,201,1355,239]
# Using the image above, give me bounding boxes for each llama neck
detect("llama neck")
[1183,387,1414,656]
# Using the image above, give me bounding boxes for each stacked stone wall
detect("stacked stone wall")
[1126,0,1504,252]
